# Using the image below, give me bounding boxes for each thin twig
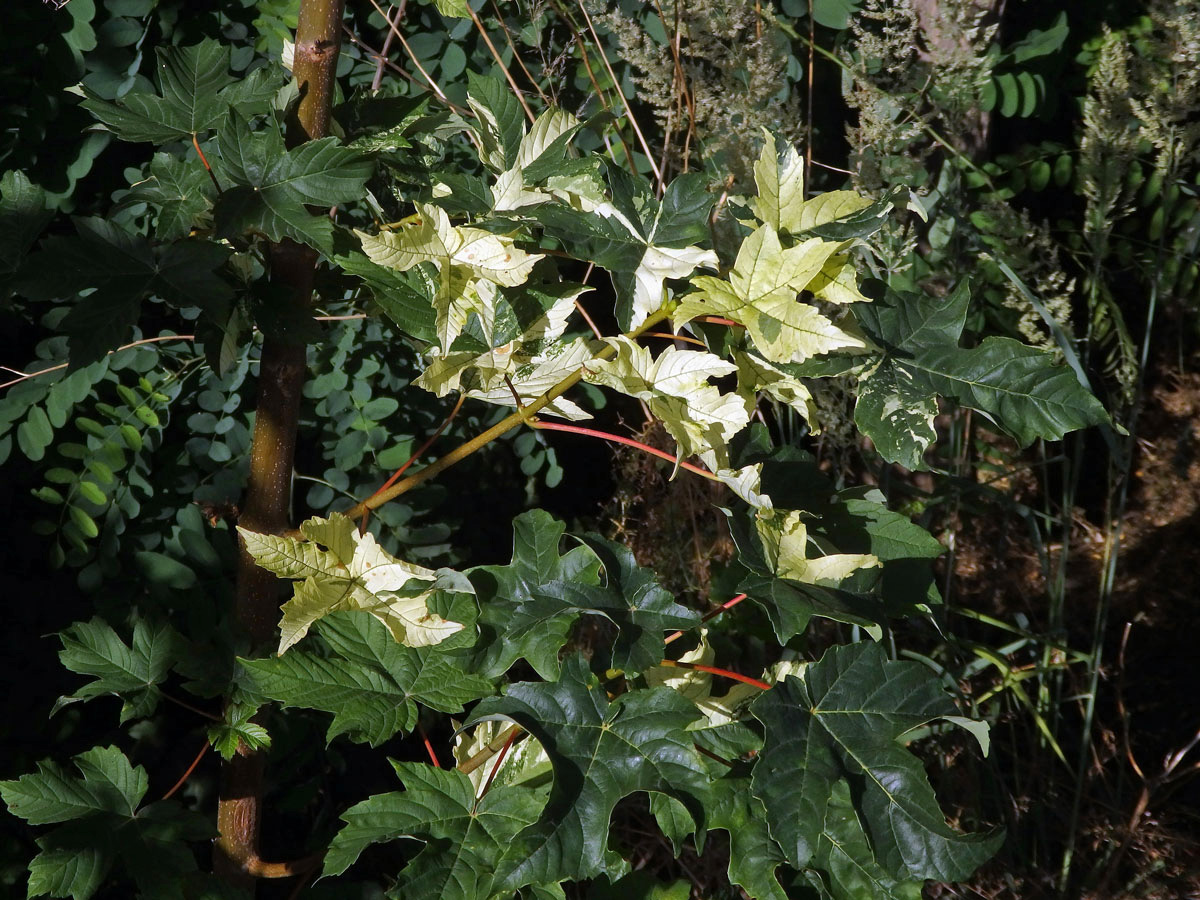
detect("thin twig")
[574,0,662,182]
[161,741,210,800]
[364,0,449,102]
[192,134,223,196]
[370,0,405,92]
[467,3,536,122]
[488,0,551,106]
[658,658,771,691]
[477,726,518,802]
[418,721,441,768]
[531,420,721,481]
[664,593,748,645]
[162,692,223,722]
[1,334,197,391]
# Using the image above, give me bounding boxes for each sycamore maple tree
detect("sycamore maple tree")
[0,3,1109,898]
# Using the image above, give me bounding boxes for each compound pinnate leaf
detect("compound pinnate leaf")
[1,746,210,900]
[749,642,1002,882]
[55,618,182,723]
[238,513,465,654]
[324,761,544,900]
[80,39,280,143]
[237,612,491,747]
[469,655,712,889]
[214,111,373,250]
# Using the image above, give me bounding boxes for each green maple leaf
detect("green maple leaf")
[469,654,712,889]
[532,167,717,328]
[811,780,925,900]
[705,774,788,900]
[334,245,438,343]
[324,761,545,900]
[468,509,604,680]
[673,224,864,365]
[54,618,182,723]
[238,611,492,747]
[125,153,215,240]
[572,533,699,673]
[17,217,232,367]
[727,508,886,643]
[465,72,527,173]
[206,703,271,761]
[0,746,211,900]
[80,38,280,144]
[214,111,373,251]
[238,513,467,654]
[749,641,1002,883]
[469,511,698,679]
[644,638,763,761]
[853,283,1110,470]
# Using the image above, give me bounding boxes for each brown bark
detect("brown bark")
[214,0,346,886]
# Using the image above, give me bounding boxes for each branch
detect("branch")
[342,308,670,520]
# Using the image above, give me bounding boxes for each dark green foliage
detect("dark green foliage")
[0,3,1142,898]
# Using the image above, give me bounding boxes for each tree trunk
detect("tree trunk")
[214,0,346,886]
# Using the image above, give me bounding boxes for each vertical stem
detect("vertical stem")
[214,0,346,886]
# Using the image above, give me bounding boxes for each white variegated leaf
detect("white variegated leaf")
[239,514,465,654]
[674,225,863,364]
[755,509,879,588]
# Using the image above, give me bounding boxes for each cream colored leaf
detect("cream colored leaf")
[278,577,356,655]
[673,225,863,364]
[631,244,719,330]
[515,108,580,170]
[237,528,341,580]
[749,131,872,234]
[239,514,466,655]
[373,590,464,647]
[585,336,748,459]
[464,337,594,419]
[706,462,771,509]
[356,205,541,288]
[750,131,806,233]
[492,167,549,212]
[453,719,551,798]
[756,509,879,588]
[735,352,819,428]
[792,190,873,232]
[808,253,871,305]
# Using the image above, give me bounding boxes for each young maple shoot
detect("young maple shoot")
[0,35,1112,900]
